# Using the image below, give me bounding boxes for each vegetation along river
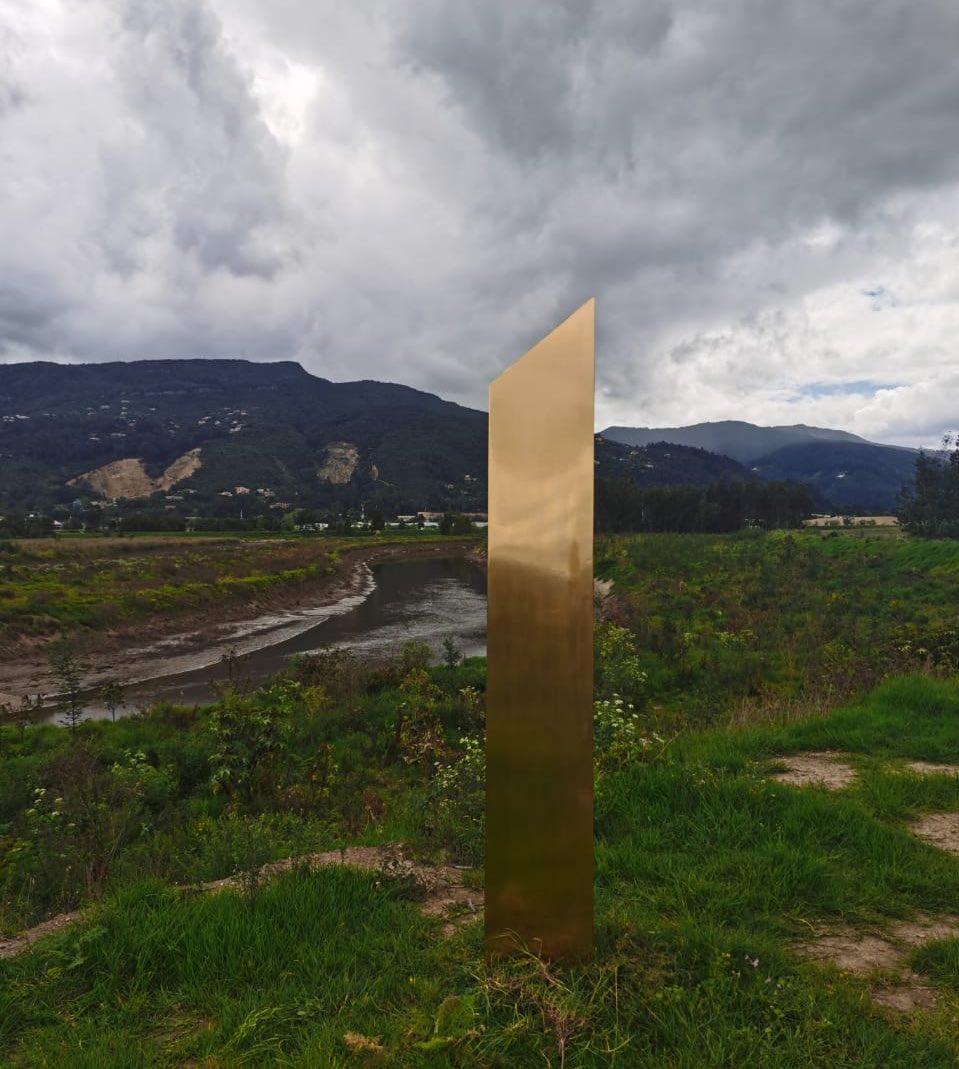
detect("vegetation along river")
[49,557,486,723]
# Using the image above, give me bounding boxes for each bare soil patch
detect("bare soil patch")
[317,441,360,485]
[890,914,959,946]
[906,761,959,777]
[0,844,482,960]
[770,752,856,790]
[871,979,940,1013]
[0,910,84,960]
[69,448,202,500]
[796,914,959,1014]
[910,812,959,855]
[796,932,903,973]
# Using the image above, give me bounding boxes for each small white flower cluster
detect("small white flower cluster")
[433,734,485,817]
[24,786,65,825]
[23,785,76,837]
[594,695,663,770]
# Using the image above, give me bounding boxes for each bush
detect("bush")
[429,734,485,863]
[593,695,665,772]
[595,623,648,707]
[1,743,176,919]
[207,686,294,804]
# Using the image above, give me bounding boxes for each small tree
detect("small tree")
[442,636,462,669]
[208,684,293,803]
[99,679,125,723]
[49,638,85,734]
[898,436,959,538]
[16,694,39,739]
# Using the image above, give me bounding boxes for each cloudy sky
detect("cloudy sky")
[2,0,958,445]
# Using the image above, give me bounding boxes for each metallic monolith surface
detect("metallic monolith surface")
[485,299,595,961]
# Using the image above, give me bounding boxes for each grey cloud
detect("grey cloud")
[1,0,958,445]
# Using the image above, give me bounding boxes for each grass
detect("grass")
[596,530,959,724]
[4,529,959,1064]
[5,674,959,1064]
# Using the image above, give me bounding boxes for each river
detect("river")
[46,556,486,723]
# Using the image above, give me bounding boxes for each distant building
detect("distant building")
[803,515,899,527]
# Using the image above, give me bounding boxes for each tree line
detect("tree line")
[595,477,814,533]
[898,439,959,538]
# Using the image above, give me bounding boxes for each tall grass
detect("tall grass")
[5,675,959,1064]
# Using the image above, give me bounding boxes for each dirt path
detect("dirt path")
[770,751,959,1012]
[0,540,480,708]
[0,844,483,960]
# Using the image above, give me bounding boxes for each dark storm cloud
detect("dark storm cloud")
[1,0,958,444]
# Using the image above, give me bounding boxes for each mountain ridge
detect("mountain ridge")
[602,419,917,510]
[0,360,918,515]
[601,419,895,463]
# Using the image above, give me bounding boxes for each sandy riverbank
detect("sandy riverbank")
[0,539,482,707]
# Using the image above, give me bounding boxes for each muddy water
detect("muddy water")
[48,557,486,723]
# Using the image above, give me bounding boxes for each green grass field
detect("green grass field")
[596,530,959,725]
[3,530,959,1065]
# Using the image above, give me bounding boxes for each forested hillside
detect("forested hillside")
[604,419,917,511]
[1,360,817,522]
[0,360,487,515]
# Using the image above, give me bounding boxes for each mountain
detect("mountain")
[0,359,487,515]
[602,420,917,511]
[595,437,749,486]
[751,440,919,512]
[602,420,872,464]
[1,360,762,516]
[1,361,917,516]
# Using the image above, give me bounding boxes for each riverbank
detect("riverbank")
[0,535,482,708]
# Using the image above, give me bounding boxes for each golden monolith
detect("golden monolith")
[485,299,595,961]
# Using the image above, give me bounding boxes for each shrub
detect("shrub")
[593,695,665,772]
[207,687,293,803]
[395,669,446,772]
[1,743,176,917]
[430,734,485,863]
[595,623,648,707]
